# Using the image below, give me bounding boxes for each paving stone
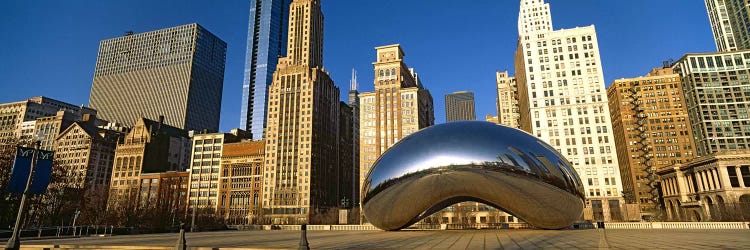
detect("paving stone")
[16,229,750,249]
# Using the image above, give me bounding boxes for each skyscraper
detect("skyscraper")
[89,23,227,132]
[348,69,361,209]
[607,66,697,220]
[705,0,750,51]
[515,0,624,221]
[359,44,435,206]
[263,0,344,224]
[496,71,520,128]
[445,91,476,122]
[241,0,293,140]
[672,50,750,155]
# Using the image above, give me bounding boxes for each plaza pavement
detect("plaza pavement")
[16,229,750,249]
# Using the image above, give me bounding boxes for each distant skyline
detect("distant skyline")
[0,0,715,132]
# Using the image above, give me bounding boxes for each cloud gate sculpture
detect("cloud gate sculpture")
[362,121,585,231]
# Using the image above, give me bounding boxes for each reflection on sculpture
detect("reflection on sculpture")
[362,121,585,231]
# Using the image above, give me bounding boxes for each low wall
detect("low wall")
[600,222,749,229]
[229,222,750,231]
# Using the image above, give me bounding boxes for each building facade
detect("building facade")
[659,150,750,222]
[0,96,95,144]
[34,110,79,151]
[138,171,189,225]
[263,0,344,224]
[445,91,476,122]
[186,131,247,212]
[672,50,750,156]
[496,71,520,128]
[485,114,499,124]
[241,0,293,140]
[218,140,265,225]
[55,114,121,190]
[348,70,361,209]
[89,23,227,132]
[359,44,435,206]
[705,0,750,52]
[607,66,697,219]
[107,117,190,209]
[515,0,624,221]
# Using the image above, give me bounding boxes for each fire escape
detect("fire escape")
[629,83,659,216]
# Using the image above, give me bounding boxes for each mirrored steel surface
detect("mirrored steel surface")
[362,121,585,231]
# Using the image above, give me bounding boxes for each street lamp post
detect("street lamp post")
[72,210,80,236]
[4,140,41,250]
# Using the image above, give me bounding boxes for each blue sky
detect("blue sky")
[0,0,715,132]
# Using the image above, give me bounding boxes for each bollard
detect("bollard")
[298,224,309,250]
[175,223,187,250]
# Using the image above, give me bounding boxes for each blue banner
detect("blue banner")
[5,147,55,194]
[6,147,34,193]
[29,150,54,194]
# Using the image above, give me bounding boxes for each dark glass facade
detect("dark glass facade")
[240,0,292,140]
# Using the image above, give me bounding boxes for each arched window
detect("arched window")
[379,70,384,77]
[385,69,390,76]
[391,69,396,76]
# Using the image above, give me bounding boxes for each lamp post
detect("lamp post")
[5,135,43,250]
[72,210,80,236]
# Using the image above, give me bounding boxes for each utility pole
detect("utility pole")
[5,139,41,250]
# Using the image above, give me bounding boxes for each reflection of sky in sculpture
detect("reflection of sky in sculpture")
[362,121,585,230]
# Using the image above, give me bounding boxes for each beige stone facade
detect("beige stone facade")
[515,0,623,221]
[262,0,345,225]
[358,44,435,206]
[607,66,697,219]
[218,140,264,225]
[55,115,121,190]
[495,71,520,128]
[107,117,190,209]
[34,110,78,151]
[0,96,95,144]
[659,150,750,221]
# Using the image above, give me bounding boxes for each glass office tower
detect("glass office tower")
[240,0,293,140]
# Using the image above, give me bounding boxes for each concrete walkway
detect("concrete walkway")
[17,229,750,249]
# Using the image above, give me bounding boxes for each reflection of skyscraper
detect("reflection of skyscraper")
[359,44,435,206]
[515,0,623,222]
[263,0,343,225]
[445,91,476,122]
[240,0,293,140]
[90,23,226,132]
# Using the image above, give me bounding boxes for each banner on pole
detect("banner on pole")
[30,150,54,194]
[5,147,54,194]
